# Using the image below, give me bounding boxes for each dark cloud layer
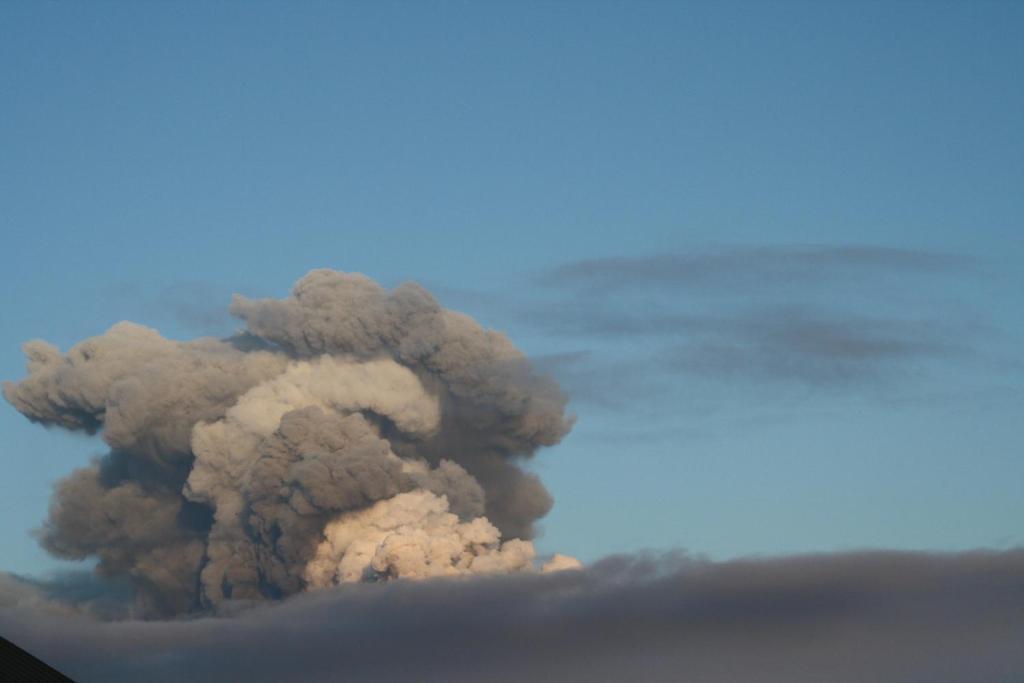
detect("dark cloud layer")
[660,308,967,386]
[426,245,983,406]
[3,550,1022,683]
[510,245,981,394]
[474,314,966,407]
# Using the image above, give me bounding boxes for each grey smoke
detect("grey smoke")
[230,271,572,536]
[2,550,1022,683]
[4,270,574,615]
[3,322,288,461]
[37,456,210,616]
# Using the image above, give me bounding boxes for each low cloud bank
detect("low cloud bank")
[3,549,1022,683]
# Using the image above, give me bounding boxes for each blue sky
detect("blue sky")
[1,1,1022,575]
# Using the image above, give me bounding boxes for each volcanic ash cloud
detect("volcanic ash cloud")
[3,269,577,616]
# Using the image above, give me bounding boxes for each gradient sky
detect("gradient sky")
[2,0,1022,576]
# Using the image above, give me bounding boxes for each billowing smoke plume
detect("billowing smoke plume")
[4,270,576,616]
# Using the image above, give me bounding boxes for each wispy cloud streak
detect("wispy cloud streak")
[539,246,971,293]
